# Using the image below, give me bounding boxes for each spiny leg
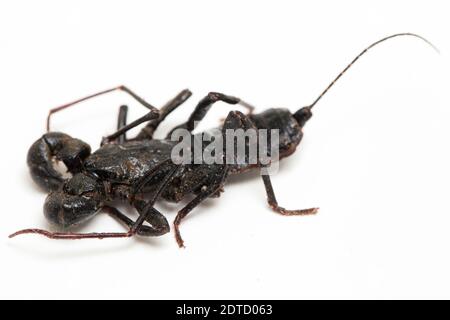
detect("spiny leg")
[130,162,182,234]
[174,166,228,248]
[173,109,244,247]
[261,174,318,216]
[167,92,255,138]
[84,161,182,238]
[225,110,319,216]
[47,85,159,131]
[136,89,192,140]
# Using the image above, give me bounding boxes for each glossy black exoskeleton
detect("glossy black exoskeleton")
[10,33,436,247]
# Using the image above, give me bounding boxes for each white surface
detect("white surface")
[1,0,449,299]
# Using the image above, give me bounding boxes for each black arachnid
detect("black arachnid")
[10,33,437,247]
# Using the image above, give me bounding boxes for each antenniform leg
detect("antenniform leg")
[9,205,170,240]
[47,85,159,131]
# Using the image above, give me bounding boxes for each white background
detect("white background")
[1,0,449,299]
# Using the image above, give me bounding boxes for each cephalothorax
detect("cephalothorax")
[10,33,436,247]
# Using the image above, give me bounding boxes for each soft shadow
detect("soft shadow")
[8,198,168,259]
[6,240,137,259]
[6,227,167,259]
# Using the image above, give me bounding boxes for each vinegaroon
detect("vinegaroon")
[10,33,437,247]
